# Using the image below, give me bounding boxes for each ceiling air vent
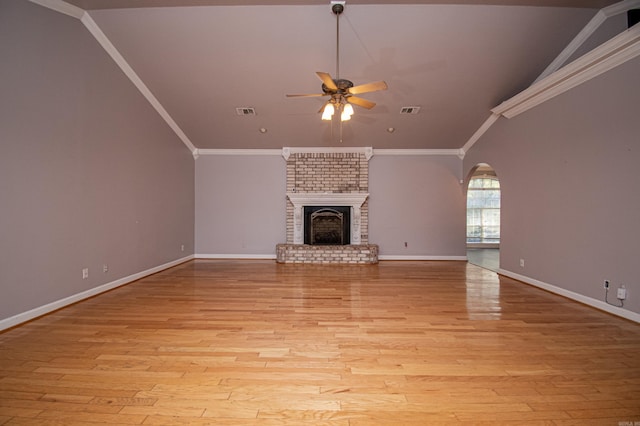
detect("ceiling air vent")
[400,106,421,115]
[236,107,256,116]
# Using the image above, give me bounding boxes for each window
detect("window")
[467,177,500,244]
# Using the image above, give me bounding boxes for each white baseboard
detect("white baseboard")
[379,255,467,261]
[0,255,194,332]
[197,254,467,261]
[195,254,277,259]
[498,268,639,323]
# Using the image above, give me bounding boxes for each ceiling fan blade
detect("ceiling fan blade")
[316,72,338,91]
[348,80,388,95]
[286,93,327,98]
[347,96,376,110]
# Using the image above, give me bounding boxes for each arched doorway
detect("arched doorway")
[466,164,500,271]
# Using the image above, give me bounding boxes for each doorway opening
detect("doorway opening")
[466,163,500,271]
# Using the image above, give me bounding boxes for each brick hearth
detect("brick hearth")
[276,243,379,264]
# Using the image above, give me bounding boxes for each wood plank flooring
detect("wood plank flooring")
[1,259,639,425]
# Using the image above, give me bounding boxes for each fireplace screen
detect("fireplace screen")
[304,206,350,245]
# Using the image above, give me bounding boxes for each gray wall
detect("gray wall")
[0,0,195,322]
[195,154,286,256]
[369,155,466,258]
[194,153,466,259]
[464,56,640,315]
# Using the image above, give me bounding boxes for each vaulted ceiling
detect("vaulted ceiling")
[57,0,628,150]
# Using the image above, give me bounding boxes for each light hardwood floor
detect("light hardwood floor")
[1,260,639,425]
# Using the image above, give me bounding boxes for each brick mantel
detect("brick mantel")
[287,192,369,245]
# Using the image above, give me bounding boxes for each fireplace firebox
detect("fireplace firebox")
[286,192,368,245]
[304,206,350,245]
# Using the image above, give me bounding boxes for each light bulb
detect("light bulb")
[343,103,354,116]
[321,103,334,120]
[341,109,352,121]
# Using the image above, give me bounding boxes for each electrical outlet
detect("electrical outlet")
[181,244,185,252]
[617,286,627,300]
[604,280,610,289]
[520,258,525,268]
[82,268,89,279]
[404,242,408,248]
[103,264,108,273]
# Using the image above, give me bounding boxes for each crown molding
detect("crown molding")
[460,114,500,155]
[196,149,282,157]
[374,149,465,159]
[195,148,465,159]
[80,13,198,155]
[28,0,199,157]
[493,25,640,119]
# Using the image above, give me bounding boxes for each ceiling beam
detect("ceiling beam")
[534,0,640,82]
[492,24,640,118]
[461,0,640,155]
[28,0,83,18]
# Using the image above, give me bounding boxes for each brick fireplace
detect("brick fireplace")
[276,148,378,264]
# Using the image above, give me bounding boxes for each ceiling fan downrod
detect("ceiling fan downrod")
[332,2,344,79]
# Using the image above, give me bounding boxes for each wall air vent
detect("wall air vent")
[236,107,256,116]
[400,106,421,115]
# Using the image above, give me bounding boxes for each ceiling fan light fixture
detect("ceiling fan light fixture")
[285,1,387,127]
[340,101,353,121]
[322,103,335,120]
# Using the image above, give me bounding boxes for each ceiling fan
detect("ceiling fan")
[286,1,388,122]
